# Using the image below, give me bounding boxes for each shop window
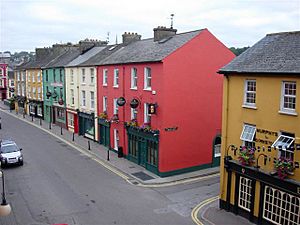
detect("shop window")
[238,176,252,212]
[114,129,119,150]
[128,134,138,158]
[85,118,94,136]
[37,105,42,116]
[263,186,300,225]
[68,113,74,128]
[147,141,158,166]
[214,136,221,157]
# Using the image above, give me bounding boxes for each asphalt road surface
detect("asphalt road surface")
[0,111,219,225]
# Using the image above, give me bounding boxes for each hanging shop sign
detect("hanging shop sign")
[165,127,178,132]
[148,103,157,114]
[117,97,126,106]
[130,98,139,109]
[58,98,64,105]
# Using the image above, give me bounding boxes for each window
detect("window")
[131,68,138,89]
[114,129,120,150]
[90,68,95,84]
[29,104,35,115]
[0,69,2,76]
[68,113,74,128]
[144,67,151,90]
[113,98,119,115]
[70,69,74,83]
[144,103,151,123]
[263,186,300,225]
[272,132,295,159]
[46,86,49,99]
[238,176,252,212]
[103,69,108,86]
[37,71,41,82]
[10,80,14,87]
[38,87,41,99]
[32,72,35,82]
[45,70,48,82]
[90,91,95,109]
[21,83,25,96]
[113,69,119,87]
[131,108,138,120]
[103,96,107,112]
[53,69,56,82]
[60,88,63,99]
[60,69,63,82]
[281,81,296,113]
[82,91,86,107]
[147,140,158,166]
[70,89,74,105]
[240,124,256,142]
[17,72,20,81]
[82,69,86,83]
[17,84,21,95]
[244,80,256,107]
[37,105,42,116]
[28,72,31,82]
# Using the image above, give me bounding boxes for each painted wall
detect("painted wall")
[97,63,163,150]
[220,74,300,211]
[160,29,235,172]
[0,64,8,100]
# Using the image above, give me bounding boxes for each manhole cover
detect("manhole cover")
[131,171,154,181]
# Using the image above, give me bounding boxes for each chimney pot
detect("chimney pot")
[153,26,177,42]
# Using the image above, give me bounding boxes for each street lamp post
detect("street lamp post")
[0,170,11,216]
[46,91,52,130]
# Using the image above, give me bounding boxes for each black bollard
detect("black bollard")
[60,125,63,135]
[72,132,75,141]
[31,115,34,121]
[40,118,42,126]
[49,121,51,130]
[88,141,91,150]
[107,149,110,161]
[0,117,2,130]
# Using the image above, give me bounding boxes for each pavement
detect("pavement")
[0,101,254,225]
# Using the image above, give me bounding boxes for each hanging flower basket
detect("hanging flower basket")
[111,114,119,122]
[126,119,138,127]
[274,157,294,180]
[99,112,108,120]
[238,146,255,166]
[140,122,151,132]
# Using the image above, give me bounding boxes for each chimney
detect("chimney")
[35,47,52,61]
[153,26,177,42]
[79,39,108,54]
[122,32,141,44]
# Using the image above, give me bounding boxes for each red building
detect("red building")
[0,64,8,100]
[96,27,235,176]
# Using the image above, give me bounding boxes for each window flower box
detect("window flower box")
[238,146,255,166]
[274,157,294,180]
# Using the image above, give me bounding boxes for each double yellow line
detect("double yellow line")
[191,195,219,225]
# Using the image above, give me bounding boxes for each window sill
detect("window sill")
[81,83,86,86]
[130,87,137,90]
[143,88,152,91]
[103,84,108,87]
[242,105,257,110]
[278,110,298,116]
[113,86,119,88]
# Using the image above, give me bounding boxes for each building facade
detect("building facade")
[219,31,300,225]
[43,48,80,128]
[96,27,235,176]
[14,65,27,114]
[0,63,8,100]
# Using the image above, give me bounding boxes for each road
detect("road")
[0,111,219,225]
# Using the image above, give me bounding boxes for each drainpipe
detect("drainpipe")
[122,65,126,155]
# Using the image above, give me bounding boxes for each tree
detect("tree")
[229,47,250,56]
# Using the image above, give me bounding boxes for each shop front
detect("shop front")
[126,126,159,174]
[78,112,95,140]
[28,100,43,119]
[66,109,78,133]
[52,105,67,128]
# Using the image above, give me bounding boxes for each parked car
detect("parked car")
[0,140,23,167]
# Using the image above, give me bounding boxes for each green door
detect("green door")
[99,125,110,148]
[139,139,147,167]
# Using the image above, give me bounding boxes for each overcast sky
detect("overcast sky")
[1,0,299,53]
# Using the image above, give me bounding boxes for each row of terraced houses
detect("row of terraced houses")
[6,26,300,224]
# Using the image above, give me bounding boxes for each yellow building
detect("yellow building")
[219,31,300,225]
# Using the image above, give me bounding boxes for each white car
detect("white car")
[0,140,23,167]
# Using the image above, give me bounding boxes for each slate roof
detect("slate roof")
[78,44,125,67]
[80,29,203,66]
[100,30,203,65]
[66,46,106,67]
[23,51,60,69]
[219,31,300,74]
[44,48,81,68]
